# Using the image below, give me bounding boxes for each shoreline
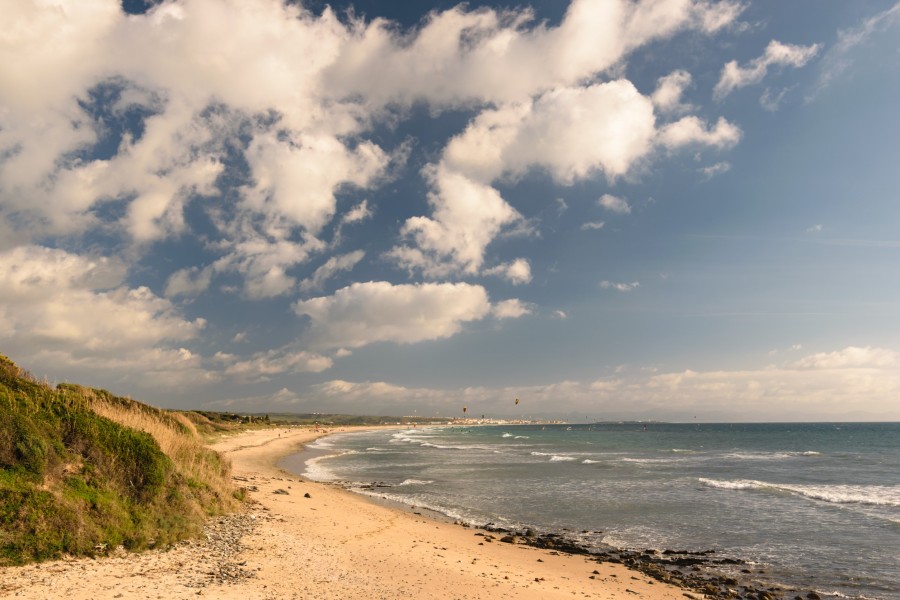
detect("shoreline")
[0,425,803,599]
[285,426,827,600]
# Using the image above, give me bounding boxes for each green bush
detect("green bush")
[0,353,234,565]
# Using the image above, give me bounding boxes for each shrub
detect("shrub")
[0,354,236,565]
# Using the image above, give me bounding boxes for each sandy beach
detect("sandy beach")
[0,427,695,599]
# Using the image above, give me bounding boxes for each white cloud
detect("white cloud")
[443,81,658,185]
[393,80,660,277]
[581,221,606,231]
[641,365,899,421]
[309,380,448,413]
[213,237,319,300]
[242,132,388,235]
[165,266,214,298]
[0,246,204,350]
[598,193,632,215]
[759,86,791,112]
[811,3,900,98]
[806,224,824,233]
[0,0,382,295]
[202,386,310,411]
[389,164,524,278]
[0,245,209,385]
[658,116,742,149]
[552,310,568,319]
[372,2,743,279]
[651,70,693,113]
[327,0,742,107]
[1,0,746,298]
[208,380,446,413]
[32,346,217,390]
[600,280,641,292]
[714,40,822,100]
[492,299,532,319]
[339,199,373,226]
[299,250,366,292]
[216,347,333,382]
[699,161,732,180]
[293,281,492,349]
[485,258,532,285]
[209,342,900,419]
[792,346,898,370]
[692,0,746,34]
[0,0,761,404]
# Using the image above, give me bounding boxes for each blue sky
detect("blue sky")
[1,0,899,421]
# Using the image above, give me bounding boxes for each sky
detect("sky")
[1,0,899,422]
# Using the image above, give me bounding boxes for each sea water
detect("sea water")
[283,423,900,599]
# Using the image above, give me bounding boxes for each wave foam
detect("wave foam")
[699,478,900,506]
[303,454,341,481]
[421,442,494,450]
[398,479,434,486]
[549,455,578,462]
[722,451,821,461]
[621,457,674,464]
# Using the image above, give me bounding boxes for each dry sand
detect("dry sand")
[1,427,697,599]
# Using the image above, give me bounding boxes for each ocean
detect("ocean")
[282,423,900,599]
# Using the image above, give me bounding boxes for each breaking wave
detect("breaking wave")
[699,478,900,506]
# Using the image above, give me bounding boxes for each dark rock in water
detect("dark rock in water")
[806,593,821,600]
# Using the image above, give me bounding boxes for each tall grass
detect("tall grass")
[73,386,236,516]
[0,354,238,565]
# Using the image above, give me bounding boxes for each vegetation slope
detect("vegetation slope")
[0,355,237,565]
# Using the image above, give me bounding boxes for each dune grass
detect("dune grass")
[0,355,237,565]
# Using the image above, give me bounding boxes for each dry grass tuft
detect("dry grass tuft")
[76,387,237,516]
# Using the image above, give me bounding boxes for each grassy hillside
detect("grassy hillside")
[0,355,237,565]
